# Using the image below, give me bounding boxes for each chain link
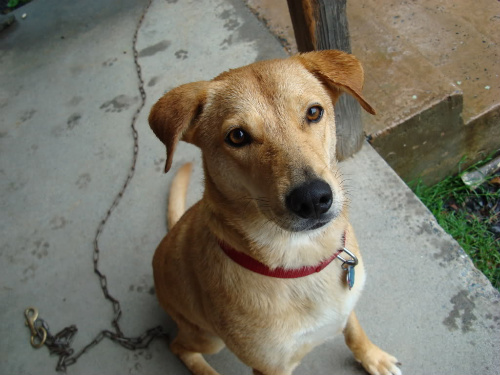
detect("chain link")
[31,0,169,371]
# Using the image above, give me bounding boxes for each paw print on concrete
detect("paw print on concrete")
[175,49,188,60]
[100,95,137,113]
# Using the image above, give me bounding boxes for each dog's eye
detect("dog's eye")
[306,105,324,123]
[225,128,251,147]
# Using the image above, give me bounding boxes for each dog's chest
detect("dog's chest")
[291,276,363,346]
[296,304,347,345]
[294,301,354,345]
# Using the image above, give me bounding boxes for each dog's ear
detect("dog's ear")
[149,81,209,173]
[296,50,376,115]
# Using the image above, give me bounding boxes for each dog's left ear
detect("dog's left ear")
[296,50,376,115]
[149,81,209,173]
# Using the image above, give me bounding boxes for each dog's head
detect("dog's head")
[149,50,374,233]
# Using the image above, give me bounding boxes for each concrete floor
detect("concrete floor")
[1,0,499,374]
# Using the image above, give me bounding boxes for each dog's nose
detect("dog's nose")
[286,179,333,219]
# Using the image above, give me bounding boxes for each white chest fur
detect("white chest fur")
[295,269,365,347]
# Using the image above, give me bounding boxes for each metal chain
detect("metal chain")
[26,0,169,371]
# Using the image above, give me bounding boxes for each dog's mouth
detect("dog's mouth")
[285,215,335,232]
[309,220,330,231]
[257,202,336,233]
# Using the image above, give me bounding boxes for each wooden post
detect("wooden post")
[286,0,363,160]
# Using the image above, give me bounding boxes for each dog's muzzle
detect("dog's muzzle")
[285,179,334,231]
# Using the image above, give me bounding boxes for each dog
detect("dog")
[149,50,401,375]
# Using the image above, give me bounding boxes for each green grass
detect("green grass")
[6,0,30,8]
[6,0,31,9]
[411,157,500,289]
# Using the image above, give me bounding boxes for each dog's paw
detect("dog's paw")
[356,345,402,375]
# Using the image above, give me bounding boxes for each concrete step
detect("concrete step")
[245,0,500,184]
[352,0,500,184]
[364,0,498,125]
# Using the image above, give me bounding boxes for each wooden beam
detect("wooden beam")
[286,0,364,160]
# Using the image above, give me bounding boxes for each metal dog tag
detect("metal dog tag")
[338,247,357,290]
[346,265,355,290]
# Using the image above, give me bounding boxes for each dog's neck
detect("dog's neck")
[202,193,349,270]
[217,235,346,278]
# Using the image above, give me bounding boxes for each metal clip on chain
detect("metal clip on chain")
[25,307,47,348]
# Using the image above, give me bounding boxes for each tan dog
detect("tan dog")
[149,50,401,375]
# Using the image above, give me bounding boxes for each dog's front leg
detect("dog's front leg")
[169,317,225,375]
[343,311,401,375]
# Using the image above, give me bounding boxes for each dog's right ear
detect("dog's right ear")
[149,81,209,173]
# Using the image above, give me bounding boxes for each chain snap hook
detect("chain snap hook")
[25,307,47,348]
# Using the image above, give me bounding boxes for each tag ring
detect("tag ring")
[338,247,358,268]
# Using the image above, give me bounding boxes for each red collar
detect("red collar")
[217,232,346,279]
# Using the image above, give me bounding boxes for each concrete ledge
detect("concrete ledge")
[368,93,464,184]
[370,98,500,185]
